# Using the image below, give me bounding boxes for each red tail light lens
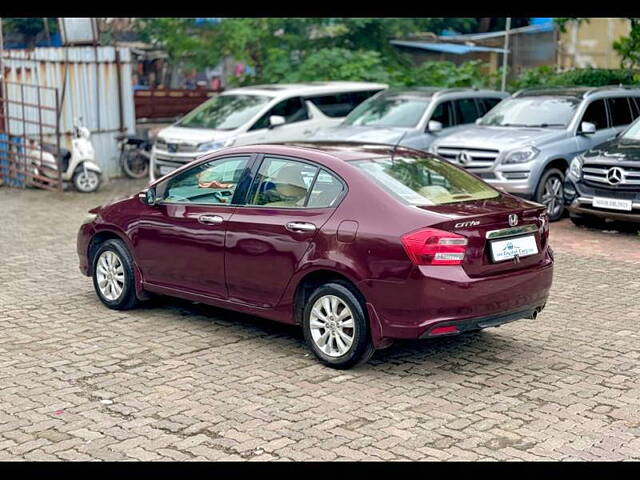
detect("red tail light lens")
[401,228,468,266]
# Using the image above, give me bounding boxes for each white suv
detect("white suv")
[150,81,387,180]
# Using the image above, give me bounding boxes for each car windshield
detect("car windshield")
[353,155,499,206]
[176,94,271,130]
[479,96,579,128]
[621,117,640,140]
[343,95,430,128]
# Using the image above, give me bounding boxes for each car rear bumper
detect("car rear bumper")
[359,251,553,341]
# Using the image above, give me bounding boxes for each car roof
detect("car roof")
[514,85,640,100]
[219,141,426,163]
[222,81,388,98]
[379,87,506,100]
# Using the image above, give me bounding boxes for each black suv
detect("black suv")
[565,115,640,226]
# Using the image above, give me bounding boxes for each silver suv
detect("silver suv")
[430,86,640,220]
[310,87,508,151]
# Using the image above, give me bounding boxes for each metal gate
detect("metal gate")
[0,80,62,191]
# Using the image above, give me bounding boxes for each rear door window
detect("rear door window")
[581,99,609,130]
[306,170,345,208]
[247,157,318,208]
[607,97,634,126]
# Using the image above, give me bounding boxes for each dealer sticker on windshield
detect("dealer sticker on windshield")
[490,235,538,263]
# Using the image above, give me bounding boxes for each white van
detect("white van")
[150,81,387,179]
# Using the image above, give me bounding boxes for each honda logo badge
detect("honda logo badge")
[508,214,518,227]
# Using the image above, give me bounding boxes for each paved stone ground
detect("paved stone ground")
[1,178,639,461]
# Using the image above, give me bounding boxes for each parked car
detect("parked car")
[309,87,508,151]
[150,82,387,180]
[78,143,554,369]
[430,86,640,221]
[565,114,640,226]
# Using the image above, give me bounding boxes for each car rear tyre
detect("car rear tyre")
[302,282,375,369]
[92,239,139,310]
[536,168,565,222]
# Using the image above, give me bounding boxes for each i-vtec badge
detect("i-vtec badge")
[455,220,480,228]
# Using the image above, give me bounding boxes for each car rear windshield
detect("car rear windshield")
[353,155,499,206]
[343,96,430,128]
[479,96,580,128]
[176,94,271,130]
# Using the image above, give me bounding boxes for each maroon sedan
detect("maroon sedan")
[77,143,554,369]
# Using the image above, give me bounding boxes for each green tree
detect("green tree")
[3,18,58,48]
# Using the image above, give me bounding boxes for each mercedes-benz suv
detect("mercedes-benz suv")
[430,86,640,221]
[565,114,640,226]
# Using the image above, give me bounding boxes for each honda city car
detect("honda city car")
[77,143,554,369]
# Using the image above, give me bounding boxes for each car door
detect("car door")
[224,155,345,308]
[238,96,317,145]
[134,154,255,298]
[574,98,617,155]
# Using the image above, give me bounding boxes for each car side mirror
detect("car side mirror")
[427,120,443,132]
[579,121,596,135]
[269,115,286,129]
[139,187,157,206]
[475,117,483,125]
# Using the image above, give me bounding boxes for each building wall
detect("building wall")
[1,46,136,179]
[558,18,631,69]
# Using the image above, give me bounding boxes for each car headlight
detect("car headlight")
[82,213,97,225]
[198,138,236,152]
[568,155,583,182]
[502,146,540,164]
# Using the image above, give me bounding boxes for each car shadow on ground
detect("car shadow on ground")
[137,294,530,373]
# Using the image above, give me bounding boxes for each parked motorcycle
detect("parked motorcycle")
[29,118,102,193]
[116,130,155,179]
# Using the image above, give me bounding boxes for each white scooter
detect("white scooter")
[30,118,102,193]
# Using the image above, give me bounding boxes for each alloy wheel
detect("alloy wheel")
[96,251,125,301]
[541,175,564,218]
[309,295,355,357]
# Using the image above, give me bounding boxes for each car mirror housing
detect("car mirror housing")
[269,115,286,129]
[139,187,157,206]
[427,120,443,133]
[579,121,596,135]
[475,117,483,125]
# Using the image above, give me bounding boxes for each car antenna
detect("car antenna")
[391,131,408,164]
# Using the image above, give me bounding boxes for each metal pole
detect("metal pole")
[501,17,511,92]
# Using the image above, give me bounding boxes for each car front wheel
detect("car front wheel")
[536,168,565,222]
[92,239,139,310]
[302,282,375,369]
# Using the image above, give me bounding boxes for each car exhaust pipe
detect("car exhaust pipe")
[528,307,543,320]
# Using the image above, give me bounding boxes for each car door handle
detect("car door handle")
[198,214,224,225]
[285,222,316,233]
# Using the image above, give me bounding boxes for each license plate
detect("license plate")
[490,234,538,263]
[592,196,632,211]
[159,166,175,175]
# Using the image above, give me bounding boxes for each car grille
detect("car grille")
[434,146,500,169]
[582,164,640,189]
[155,139,199,154]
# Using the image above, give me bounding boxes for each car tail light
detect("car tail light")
[401,227,468,266]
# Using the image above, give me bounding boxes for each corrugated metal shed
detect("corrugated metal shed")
[2,46,135,178]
